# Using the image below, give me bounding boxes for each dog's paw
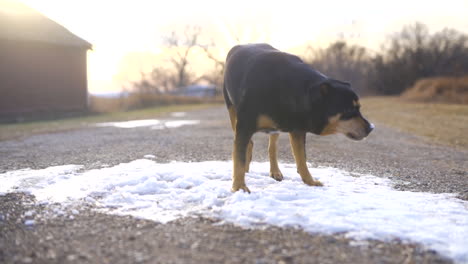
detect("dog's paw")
[231,184,251,193]
[270,171,283,181]
[304,179,323,187]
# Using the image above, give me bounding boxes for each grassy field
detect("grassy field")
[361,97,468,149]
[0,104,218,141]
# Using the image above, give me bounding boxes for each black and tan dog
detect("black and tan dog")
[223,44,374,193]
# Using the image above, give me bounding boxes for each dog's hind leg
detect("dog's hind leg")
[289,131,323,187]
[245,140,253,173]
[232,123,254,193]
[268,133,283,181]
[227,106,237,131]
[228,106,253,173]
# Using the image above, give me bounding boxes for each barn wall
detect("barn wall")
[0,39,88,117]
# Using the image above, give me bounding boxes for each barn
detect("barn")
[0,0,92,121]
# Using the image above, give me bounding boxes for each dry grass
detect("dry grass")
[0,104,219,141]
[361,97,468,149]
[401,76,468,104]
[89,93,224,113]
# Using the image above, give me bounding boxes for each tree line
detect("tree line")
[133,22,468,96]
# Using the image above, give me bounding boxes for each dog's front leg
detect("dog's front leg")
[268,133,283,181]
[289,131,323,186]
[232,130,253,193]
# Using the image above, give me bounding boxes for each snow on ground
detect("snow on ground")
[152,120,200,130]
[95,119,199,129]
[171,112,187,117]
[1,160,467,262]
[96,119,161,128]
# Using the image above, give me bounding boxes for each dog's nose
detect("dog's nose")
[366,123,375,134]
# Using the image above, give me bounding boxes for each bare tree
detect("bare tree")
[131,26,203,94]
[132,67,174,94]
[164,26,202,90]
[370,22,468,95]
[199,41,225,94]
[305,41,373,95]
[195,21,274,94]
[200,42,225,70]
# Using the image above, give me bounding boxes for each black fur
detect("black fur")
[224,44,374,192]
[224,44,369,137]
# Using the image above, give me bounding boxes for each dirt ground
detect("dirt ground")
[1,106,466,263]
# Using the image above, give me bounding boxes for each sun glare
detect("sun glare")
[15,0,468,93]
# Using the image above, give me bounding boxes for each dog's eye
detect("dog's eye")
[341,109,357,120]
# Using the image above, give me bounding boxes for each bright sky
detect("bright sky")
[19,0,468,93]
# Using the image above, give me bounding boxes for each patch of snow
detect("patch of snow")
[24,210,35,217]
[0,161,467,262]
[24,219,35,226]
[95,119,200,129]
[143,155,156,159]
[96,119,161,128]
[171,112,187,117]
[0,165,83,195]
[163,120,200,128]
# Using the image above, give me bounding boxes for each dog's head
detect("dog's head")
[317,80,374,140]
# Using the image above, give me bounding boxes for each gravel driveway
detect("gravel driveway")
[1,106,466,263]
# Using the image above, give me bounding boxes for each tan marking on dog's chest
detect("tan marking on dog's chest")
[256,115,278,130]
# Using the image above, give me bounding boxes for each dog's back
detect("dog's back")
[223,44,282,108]
[222,44,374,193]
[223,44,327,124]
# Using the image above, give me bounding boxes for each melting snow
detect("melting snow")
[171,112,187,117]
[0,160,467,262]
[24,219,35,226]
[163,120,200,128]
[96,119,161,128]
[95,119,199,129]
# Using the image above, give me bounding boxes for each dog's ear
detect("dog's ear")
[295,79,332,113]
[306,80,330,101]
[318,82,330,97]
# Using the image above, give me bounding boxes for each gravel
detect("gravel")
[1,106,466,263]
[0,193,450,264]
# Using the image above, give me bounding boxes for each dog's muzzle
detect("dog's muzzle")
[367,122,375,135]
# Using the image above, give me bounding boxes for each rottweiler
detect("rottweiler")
[223,44,374,193]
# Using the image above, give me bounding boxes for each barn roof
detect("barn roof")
[0,0,92,49]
